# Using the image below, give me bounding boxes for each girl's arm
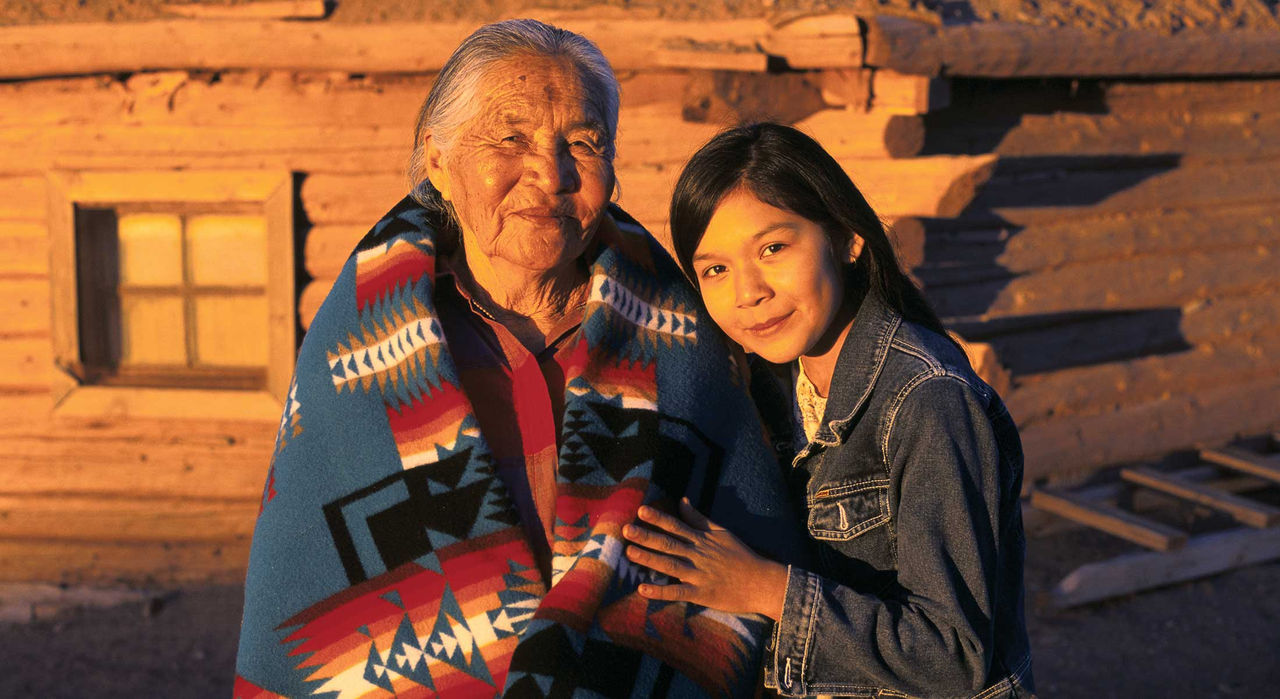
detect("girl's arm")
[625,375,1018,698]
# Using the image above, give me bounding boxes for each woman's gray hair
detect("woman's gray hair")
[408,19,620,210]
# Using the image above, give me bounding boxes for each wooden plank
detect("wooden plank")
[871,69,950,115]
[1106,79,1280,115]
[304,224,366,279]
[916,203,1280,276]
[0,17,778,80]
[1121,466,1280,528]
[928,243,1277,318]
[160,0,326,19]
[0,222,48,277]
[0,494,258,543]
[926,110,1280,158]
[865,15,1280,78]
[1007,327,1280,425]
[1201,446,1280,485]
[0,389,52,423]
[0,177,47,222]
[1043,527,1280,609]
[0,537,251,585]
[299,277,335,330]
[761,14,863,70]
[0,335,52,386]
[796,108,925,159]
[1021,375,1280,481]
[0,279,51,335]
[960,157,1280,229]
[54,386,282,421]
[61,169,291,205]
[1030,488,1188,551]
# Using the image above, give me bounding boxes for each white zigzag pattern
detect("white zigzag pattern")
[309,605,536,698]
[589,274,696,340]
[328,317,443,388]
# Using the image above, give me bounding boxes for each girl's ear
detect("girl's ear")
[847,234,865,263]
[422,132,453,202]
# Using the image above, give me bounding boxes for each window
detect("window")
[48,171,294,419]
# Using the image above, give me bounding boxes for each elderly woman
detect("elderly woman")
[235,20,803,698]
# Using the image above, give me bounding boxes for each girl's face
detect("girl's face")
[692,189,854,364]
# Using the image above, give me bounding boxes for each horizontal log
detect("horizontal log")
[1105,78,1280,115]
[0,17,814,80]
[0,335,51,387]
[864,15,1280,77]
[1044,526,1280,609]
[160,0,326,20]
[303,155,999,228]
[0,537,251,585]
[0,222,48,277]
[915,202,1280,276]
[299,276,335,330]
[928,243,1276,318]
[1006,326,1280,423]
[870,69,950,115]
[0,279,51,335]
[1020,373,1280,480]
[304,224,367,279]
[0,390,52,424]
[0,177,47,222]
[1030,488,1187,551]
[959,157,1280,229]
[0,494,257,543]
[760,14,863,70]
[1120,466,1280,528]
[925,109,1280,158]
[796,108,925,159]
[0,124,412,174]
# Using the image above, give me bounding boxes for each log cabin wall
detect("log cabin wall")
[0,10,1277,585]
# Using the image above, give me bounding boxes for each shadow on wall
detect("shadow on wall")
[912,79,1192,379]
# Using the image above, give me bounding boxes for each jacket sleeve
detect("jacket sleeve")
[767,375,1013,697]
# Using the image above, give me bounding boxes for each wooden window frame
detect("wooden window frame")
[47,170,295,421]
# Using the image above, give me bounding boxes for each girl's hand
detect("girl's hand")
[622,498,788,620]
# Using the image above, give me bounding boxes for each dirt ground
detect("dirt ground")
[2,526,1278,698]
[1,0,1278,33]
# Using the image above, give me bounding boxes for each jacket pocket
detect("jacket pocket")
[807,478,890,541]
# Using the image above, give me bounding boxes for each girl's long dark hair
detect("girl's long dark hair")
[669,122,950,341]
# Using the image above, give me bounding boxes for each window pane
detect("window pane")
[187,214,268,286]
[194,295,268,367]
[120,296,187,365]
[118,213,183,286]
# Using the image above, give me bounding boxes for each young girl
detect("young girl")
[621,123,1034,698]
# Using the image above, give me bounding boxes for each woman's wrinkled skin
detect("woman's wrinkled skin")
[422,54,615,348]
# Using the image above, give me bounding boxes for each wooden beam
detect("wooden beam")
[1043,526,1280,609]
[1021,375,1280,481]
[160,1,326,20]
[0,538,251,585]
[1121,466,1280,528]
[0,494,257,543]
[1030,488,1188,551]
[0,17,808,80]
[864,15,1280,78]
[1201,446,1280,485]
[761,14,863,70]
[870,69,950,115]
[797,109,925,159]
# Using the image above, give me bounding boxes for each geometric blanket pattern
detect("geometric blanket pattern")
[234,197,803,698]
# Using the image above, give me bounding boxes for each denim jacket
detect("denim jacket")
[755,289,1034,699]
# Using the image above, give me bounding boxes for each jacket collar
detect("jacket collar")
[809,287,901,447]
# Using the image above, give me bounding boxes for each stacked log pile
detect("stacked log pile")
[0,10,1277,583]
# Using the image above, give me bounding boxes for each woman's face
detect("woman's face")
[427,55,615,275]
[692,190,851,364]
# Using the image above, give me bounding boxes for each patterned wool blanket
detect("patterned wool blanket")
[234,197,804,698]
